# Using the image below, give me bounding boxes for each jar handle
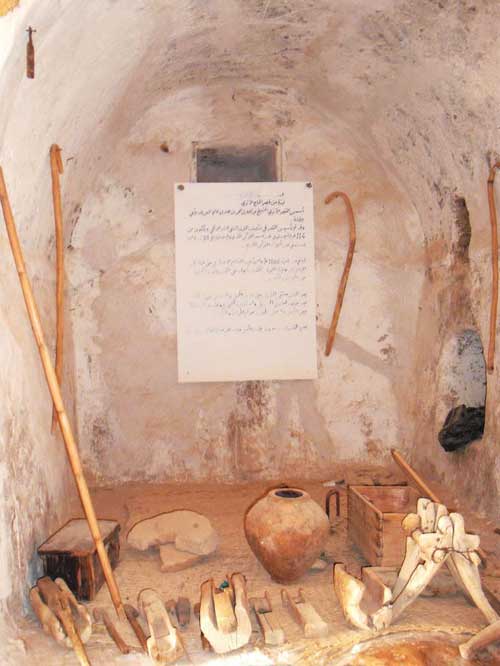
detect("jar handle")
[325,489,341,527]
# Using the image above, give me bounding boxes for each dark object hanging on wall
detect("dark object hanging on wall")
[26,26,36,79]
[438,404,485,452]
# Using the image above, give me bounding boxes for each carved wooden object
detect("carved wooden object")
[281,588,329,638]
[199,573,252,654]
[250,592,285,645]
[391,448,488,564]
[124,604,148,652]
[334,499,498,634]
[93,607,129,654]
[33,577,92,666]
[38,519,120,601]
[348,484,420,566]
[139,589,184,664]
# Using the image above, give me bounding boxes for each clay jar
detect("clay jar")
[244,487,330,583]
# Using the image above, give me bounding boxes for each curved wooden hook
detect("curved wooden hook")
[487,162,500,374]
[324,191,356,357]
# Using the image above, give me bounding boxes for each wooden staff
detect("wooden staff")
[324,191,356,357]
[0,167,125,620]
[391,448,440,502]
[487,162,500,374]
[50,145,64,433]
[391,448,487,564]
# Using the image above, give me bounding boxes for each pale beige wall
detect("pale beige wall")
[67,83,422,484]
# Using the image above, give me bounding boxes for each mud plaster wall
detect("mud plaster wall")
[1,0,500,616]
[0,2,79,623]
[68,87,422,484]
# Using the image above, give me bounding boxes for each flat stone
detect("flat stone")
[127,510,218,555]
[159,544,204,572]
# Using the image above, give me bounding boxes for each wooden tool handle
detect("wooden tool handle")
[61,608,92,666]
[391,449,440,502]
[94,608,130,654]
[124,604,148,652]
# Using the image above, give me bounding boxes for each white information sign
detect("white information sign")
[174,182,317,382]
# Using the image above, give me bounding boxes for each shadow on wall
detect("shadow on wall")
[437,330,486,452]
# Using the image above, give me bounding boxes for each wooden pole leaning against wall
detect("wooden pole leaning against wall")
[324,191,357,357]
[487,162,500,374]
[0,167,125,620]
[50,144,64,433]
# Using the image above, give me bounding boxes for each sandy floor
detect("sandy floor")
[4,463,500,665]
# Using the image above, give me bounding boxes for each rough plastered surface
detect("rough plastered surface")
[0,0,78,632]
[0,1,19,18]
[0,0,500,632]
[3,473,500,665]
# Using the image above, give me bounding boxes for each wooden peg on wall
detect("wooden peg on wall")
[26,27,36,79]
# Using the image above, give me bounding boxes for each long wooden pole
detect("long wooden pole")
[50,145,64,433]
[391,448,487,564]
[487,162,500,374]
[0,167,125,620]
[324,191,356,357]
[391,449,440,502]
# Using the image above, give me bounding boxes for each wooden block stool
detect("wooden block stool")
[38,519,120,601]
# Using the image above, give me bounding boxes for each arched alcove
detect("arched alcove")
[437,329,486,452]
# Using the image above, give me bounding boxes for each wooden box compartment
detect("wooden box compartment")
[347,485,420,567]
[38,519,120,601]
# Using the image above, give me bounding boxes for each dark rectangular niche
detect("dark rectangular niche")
[196,144,278,183]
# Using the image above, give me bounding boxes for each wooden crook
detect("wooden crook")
[324,191,356,357]
[487,162,500,374]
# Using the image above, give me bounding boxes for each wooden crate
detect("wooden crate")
[38,519,120,601]
[347,485,420,567]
